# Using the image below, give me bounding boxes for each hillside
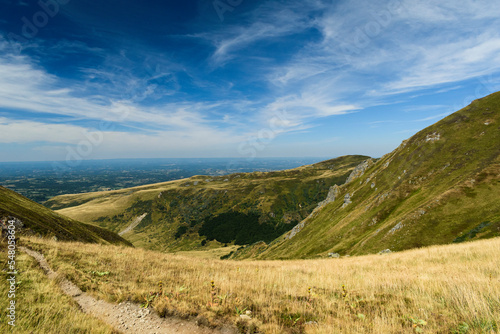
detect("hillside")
[44,155,368,251]
[0,186,132,246]
[17,235,500,333]
[232,92,500,259]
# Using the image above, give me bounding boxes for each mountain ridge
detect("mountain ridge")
[231,92,500,259]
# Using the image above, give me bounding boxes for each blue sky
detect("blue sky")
[0,0,499,162]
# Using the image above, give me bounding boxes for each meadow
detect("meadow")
[0,241,116,333]
[19,236,500,333]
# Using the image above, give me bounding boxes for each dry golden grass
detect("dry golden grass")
[0,242,116,334]
[22,236,500,333]
[175,245,239,259]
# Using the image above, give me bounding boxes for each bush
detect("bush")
[174,225,189,239]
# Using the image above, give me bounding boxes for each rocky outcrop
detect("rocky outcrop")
[345,159,374,184]
[388,222,403,234]
[287,220,306,239]
[287,185,341,239]
[342,193,352,208]
[425,132,441,142]
[317,185,340,207]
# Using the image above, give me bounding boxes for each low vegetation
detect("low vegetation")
[0,241,116,333]
[0,186,131,246]
[21,236,500,333]
[45,155,367,251]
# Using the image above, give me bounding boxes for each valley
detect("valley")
[45,155,368,252]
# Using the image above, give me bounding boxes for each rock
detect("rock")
[328,252,340,258]
[378,249,392,255]
[389,222,403,234]
[287,221,305,239]
[239,314,252,320]
[287,185,340,239]
[345,159,374,184]
[305,321,318,325]
[342,193,352,208]
[371,182,376,188]
[426,132,441,142]
[317,185,340,206]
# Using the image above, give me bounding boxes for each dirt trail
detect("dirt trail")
[20,246,233,334]
[119,213,148,236]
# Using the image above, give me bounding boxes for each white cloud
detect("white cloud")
[263,0,500,104]
[0,117,247,160]
[0,41,252,159]
[200,1,324,66]
[2,0,500,161]
[381,34,500,94]
[0,42,244,132]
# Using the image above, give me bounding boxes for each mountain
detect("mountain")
[231,91,500,259]
[44,155,368,251]
[0,186,132,246]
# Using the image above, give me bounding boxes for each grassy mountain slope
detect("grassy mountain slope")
[44,155,368,251]
[236,92,500,259]
[0,186,132,246]
[22,235,500,333]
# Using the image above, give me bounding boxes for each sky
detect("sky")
[0,0,499,162]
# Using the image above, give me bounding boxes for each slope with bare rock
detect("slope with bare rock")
[233,91,500,259]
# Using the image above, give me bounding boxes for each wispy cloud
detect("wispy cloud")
[199,1,324,66]
[263,0,500,103]
[1,0,499,161]
[0,40,247,154]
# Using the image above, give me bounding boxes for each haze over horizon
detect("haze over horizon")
[1,0,500,162]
